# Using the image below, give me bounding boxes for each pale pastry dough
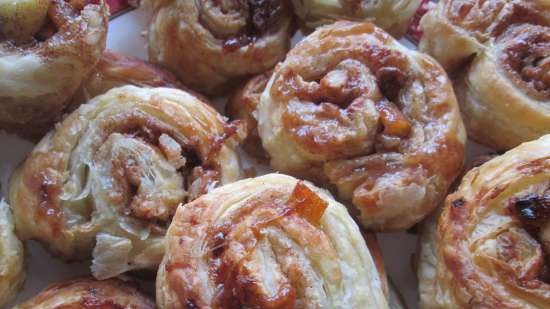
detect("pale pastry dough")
[13,278,155,309]
[0,200,25,308]
[0,0,108,137]
[258,21,466,231]
[147,0,293,95]
[292,0,421,36]
[9,86,244,279]
[419,0,550,150]
[418,134,550,309]
[156,173,390,309]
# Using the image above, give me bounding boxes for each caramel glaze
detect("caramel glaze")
[499,24,550,100]
[165,182,330,308]
[10,87,244,267]
[261,22,465,230]
[14,278,155,309]
[21,111,236,240]
[438,151,550,308]
[159,174,390,308]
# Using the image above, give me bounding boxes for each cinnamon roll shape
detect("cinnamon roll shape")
[9,86,244,279]
[156,173,390,309]
[292,0,421,37]
[258,21,466,231]
[417,134,550,309]
[147,0,293,95]
[13,278,155,309]
[0,200,25,307]
[419,0,550,150]
[0,0,108,136]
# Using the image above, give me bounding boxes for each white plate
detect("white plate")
[0,8,493,309]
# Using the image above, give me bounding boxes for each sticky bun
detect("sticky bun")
[419,0,550,150]
[258,21,466,231]
[292,0,421,37]
[147,0,293,95]
[418,134,550,309]
[13,278,155,309]
[0,0,108,136]
[156,173,390,308]
[9,86,244,279]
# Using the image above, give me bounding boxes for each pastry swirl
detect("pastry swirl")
[156,173,390,308]
[419,0,550,150]
[417,134,550,309]
[9,86,244,279]
[0,0,108,136]
[258,21,466,231]
[147,0,293,95]
[0,200,25,307]
[292,0,421,37]
[13,278,155,309]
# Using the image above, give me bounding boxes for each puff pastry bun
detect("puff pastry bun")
[13,278,155,309]
[418,134,550,309]
[258,21,466,231]
[156,173,390,309]
[419,0,550,150]
[147,0,293,95]
[69,50,186,110]
[0,200,25,307]
[0,0,108,136]
[292,0,421,36]
[9,86,244,279]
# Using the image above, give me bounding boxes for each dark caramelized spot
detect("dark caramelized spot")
[211,231,227,258]
[376,66,408,102]
[221,0,285,52]
[452,198,465,208]
[185,298,198,309]
[249,0,282,33]
[514,192,550,234]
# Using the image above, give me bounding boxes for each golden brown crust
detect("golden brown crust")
[156,173,390,308]
[13,278,155,309]
[292,0,421,37]
[417,134,550,309]
[226,71,272,160]
[258,21,466,231]
[419,0,550,150]
[9,86,244,279]
[0,0,108,137]
[147,0,293,95]
[68,50,200,112]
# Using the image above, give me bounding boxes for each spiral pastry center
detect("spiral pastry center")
[199,0,284,49]
[88,114,221,225]
[470,184,550,285]
[279,53,413,158]
[499,25,550,99]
